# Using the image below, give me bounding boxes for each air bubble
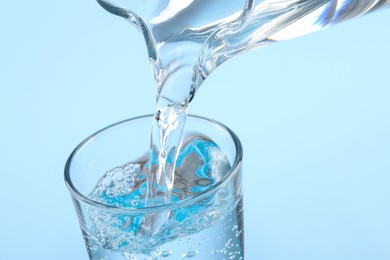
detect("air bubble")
[96,233,106,244]
[159,250,173,258]
[106,188,116,197]
[126,175,135,183]
[196,178,213,186]
[115,171,124,181]
[103,177,113,187]
[182,250,198,258]
[225,239,234,248]
[134,164,141,171]
[124,252,137,260]
[124,188,134,195]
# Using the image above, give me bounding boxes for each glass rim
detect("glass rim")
[64,114,243,214]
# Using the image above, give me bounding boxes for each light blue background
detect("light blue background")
[1,1,389,259]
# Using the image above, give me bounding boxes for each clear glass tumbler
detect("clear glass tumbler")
[65,115,244,259]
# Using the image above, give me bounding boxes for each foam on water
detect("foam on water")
[82,137,243,259]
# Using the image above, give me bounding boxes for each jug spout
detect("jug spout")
[96,0,249,103]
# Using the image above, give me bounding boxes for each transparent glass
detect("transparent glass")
[65,115,244,259]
